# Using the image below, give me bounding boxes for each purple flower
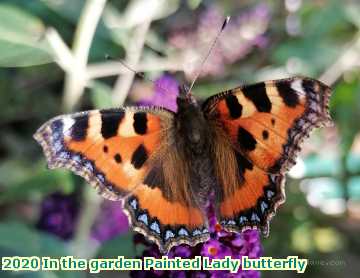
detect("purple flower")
[169,4,271,79]
[131,204,262,277]
[37,193,129,243]
[37,192,79,240]
[91,199,129,242]
[137,74,179,112]
[201,238,231,258]
[168,245,192,258]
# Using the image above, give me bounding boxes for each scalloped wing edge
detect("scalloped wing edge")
[33,116,123,200]
[122,197,210,254]
[220,173,286,236]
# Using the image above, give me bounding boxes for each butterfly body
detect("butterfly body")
[34,77,332,253]
[175,94,211,156]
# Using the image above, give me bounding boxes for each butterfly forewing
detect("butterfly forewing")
[202,77,332,234]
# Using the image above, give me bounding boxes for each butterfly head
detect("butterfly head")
[177,84,197,107]
[175,84,210,155]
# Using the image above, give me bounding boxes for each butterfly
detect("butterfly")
[34,77,332,253]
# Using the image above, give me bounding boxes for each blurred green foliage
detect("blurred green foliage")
[0,1,359,278]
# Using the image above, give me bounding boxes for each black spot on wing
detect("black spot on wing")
[301,79,314,92]
[71,114,88,141]
[238,127,257,151]
[103,145,108,153]
[114,153,122,163]
[235,152,253,176]
[242,82,272,112]
[262,130,269,140]
[225,94,242,119]
[101,110,125,139]
[131,144,148,169]
[133,112,147,135]
[276,81,300,107]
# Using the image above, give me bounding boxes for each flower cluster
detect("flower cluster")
[37,193,129,243]
[37,192,79,240]
[131,202,262,278]
[91,200,129,242]
[137,74,179,112]
[169,4,271,79]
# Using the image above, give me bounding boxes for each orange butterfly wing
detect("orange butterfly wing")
[34,107,209,253]
[203,77,332,234]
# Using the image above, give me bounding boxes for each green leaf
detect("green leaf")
[0,160,37,187]
[331,79,360,152]
[96,232,138,258]
[302,0,348,38]
[187,0,202,10]
[344,1,360,28]
[0,4,54,67]
[0,222,66,256]
[273,40,340,75]
[41,0,84,24]
[0,222,81,278]
[0,166,74,204]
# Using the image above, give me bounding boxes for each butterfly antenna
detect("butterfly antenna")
[104,55,172,95]
[188,16,230,93]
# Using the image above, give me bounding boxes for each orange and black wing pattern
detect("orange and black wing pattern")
[203,77,332,234]
[34,107,209,253]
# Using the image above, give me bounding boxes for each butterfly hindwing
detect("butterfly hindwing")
[203,77,332,234]
[34,107,209,253]
[218,161,285,235]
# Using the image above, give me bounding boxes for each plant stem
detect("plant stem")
[112,20,152,106]
[71,186,102,259]
[86,58,183,80]
[45,28,75,73]
[62,0,107,112]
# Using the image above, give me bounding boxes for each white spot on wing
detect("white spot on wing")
[165,230,175,240]
[236,94,257,117]
[192,229,201,236]
[291,79,306,98]
[53,141,63,152]
[227,220,236,225]
[150,221,161,234]
[88,111,102,139]
[130,198,138,210]
[178,228,189,236]
[261,201,268,213]
[239,216,247,224]
[118,111,137,137]
[62,116,75,136]
[138,214,148,225]
[251,212,260,222]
